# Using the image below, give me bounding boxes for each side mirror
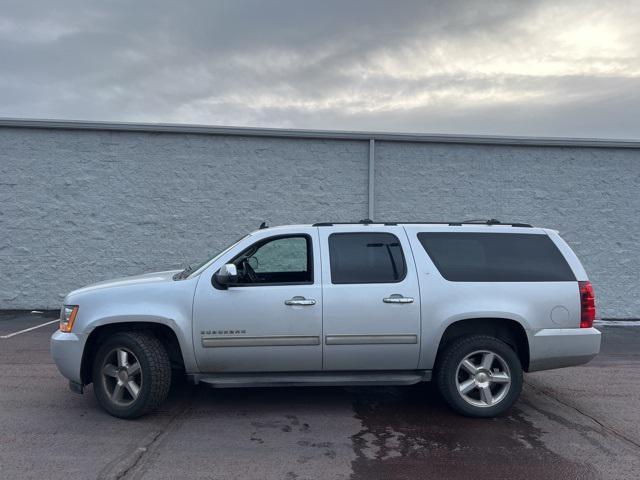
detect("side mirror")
[214,263,238,288]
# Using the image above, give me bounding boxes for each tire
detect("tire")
[436,335,523,418]
[92,331,171,419]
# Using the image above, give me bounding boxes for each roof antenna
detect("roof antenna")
[259,221,268,229]
[359,218,373,225]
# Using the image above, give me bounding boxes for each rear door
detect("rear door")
[319,225,421,370]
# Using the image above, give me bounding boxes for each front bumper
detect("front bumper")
[528,327,601,372]
[50,329,87,385]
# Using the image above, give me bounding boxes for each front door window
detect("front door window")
[231,235,312,285]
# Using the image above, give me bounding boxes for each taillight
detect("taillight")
[578,281,596,328]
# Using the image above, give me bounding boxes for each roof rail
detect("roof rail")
[311,219,533,228]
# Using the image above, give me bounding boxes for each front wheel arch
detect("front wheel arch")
[81,322,185,385]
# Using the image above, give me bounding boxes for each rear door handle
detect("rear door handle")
[383,294,414,304]
[285,296,316,306]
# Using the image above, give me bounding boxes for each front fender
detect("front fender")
[64,277,199,374]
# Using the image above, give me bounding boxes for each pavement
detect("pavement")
[0,311,639,480]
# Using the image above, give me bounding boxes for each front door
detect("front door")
[319,225,421,371]
[192,227,322,373]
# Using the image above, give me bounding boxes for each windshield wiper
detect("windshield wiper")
[173,264,195,280]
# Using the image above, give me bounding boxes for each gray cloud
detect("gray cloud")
[0,0,639,138]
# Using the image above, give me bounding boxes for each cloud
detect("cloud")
[0,0,639,138]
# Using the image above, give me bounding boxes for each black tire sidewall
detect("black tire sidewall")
[437,335,523,418]
[92,332,165,419]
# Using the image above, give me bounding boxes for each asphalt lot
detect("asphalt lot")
[0,312,639,480]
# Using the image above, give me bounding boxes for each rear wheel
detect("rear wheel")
[436,335,523,417]
[92,331,171,419]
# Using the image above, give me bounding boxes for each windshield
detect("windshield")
[173,234,249,280]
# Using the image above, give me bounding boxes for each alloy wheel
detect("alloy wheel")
[455,350,511,408]
[100,347,142,407]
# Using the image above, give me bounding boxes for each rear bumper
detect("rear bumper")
[528,327,601,372]
[50,330,87,385]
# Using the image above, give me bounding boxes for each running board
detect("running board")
[189,370,431,388]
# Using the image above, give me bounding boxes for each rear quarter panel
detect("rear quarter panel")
[403,226,582,370]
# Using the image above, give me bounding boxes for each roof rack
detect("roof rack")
[312,219,533,228]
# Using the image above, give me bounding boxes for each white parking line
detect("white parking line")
[0,319,59,339]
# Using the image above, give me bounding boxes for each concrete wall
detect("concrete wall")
[1,122,638,318]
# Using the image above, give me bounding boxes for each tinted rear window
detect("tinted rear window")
[329,232,406,284]
[417,233,575,282]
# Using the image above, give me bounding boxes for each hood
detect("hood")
[68,270,181,297]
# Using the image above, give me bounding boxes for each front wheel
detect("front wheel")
[92,331,171,419]
[436,335,523,417]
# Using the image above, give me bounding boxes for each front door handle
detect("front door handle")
[285,296,316,306]
[383,294,414,304]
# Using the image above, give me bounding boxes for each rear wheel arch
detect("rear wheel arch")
[435,317,530,371]
[81,321,185,385]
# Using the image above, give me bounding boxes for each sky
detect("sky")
[1,0,639,138]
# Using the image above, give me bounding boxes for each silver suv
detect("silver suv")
[51,220,601,419]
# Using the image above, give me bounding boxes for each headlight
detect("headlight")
[60,305,79,332]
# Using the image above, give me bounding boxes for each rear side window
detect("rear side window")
[417,233,575,282]
[329,233,406,284]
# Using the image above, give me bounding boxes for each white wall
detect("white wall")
[1,124,638,317]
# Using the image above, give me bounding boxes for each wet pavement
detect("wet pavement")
[0,311,638,479]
